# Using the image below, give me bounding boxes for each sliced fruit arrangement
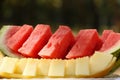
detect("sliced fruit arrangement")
[18,24,52,58]
[0,24,120,78]
[66,29,100,58]
[0,52,116,78]
[39,26,75,58]
[1,24,120,59]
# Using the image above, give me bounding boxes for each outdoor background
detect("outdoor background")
[0,0,120,33]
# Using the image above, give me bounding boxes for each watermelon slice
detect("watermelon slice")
[38,25,75,59]
[95,37,103,51]
[0,25,23,58]
[101,30,113,43]
[18,24,52,58]
[99,32,120,57]
[7,24,33,53]
[75,30,85,41]
[100,32,120,52]
[66,29,100,59]
[95,30,113,51]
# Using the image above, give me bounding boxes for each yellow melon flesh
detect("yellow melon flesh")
[0,57,18,74]
[37,59,51,76]
[89,51,113,75]
[15,58,27,74]
[48,59,65,77]
[0,52,116,78]
[22,58,37,77]
[75,56,90,77]
[65,59,75,77]
[90,57,116,78]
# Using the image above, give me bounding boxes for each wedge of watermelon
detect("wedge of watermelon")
[101,30,113,43]
[0,25,23,58]
[66,29,100,59]
[75,30,85,41]
[18,24,52,58]
[95,30,113,51]
[100,32,120,52]
[99,32,120,57]
[7,24,33,53]
[38,25,75,59]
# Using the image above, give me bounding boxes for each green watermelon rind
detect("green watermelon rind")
[0,25,23,58]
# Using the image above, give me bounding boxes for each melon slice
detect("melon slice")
[7,24,33,53]
[22,59,37,77]
[65,59,75,77]
[48,59,65,77]
[75,56,90,77]
[37,59,51,76]
[89,51,113,75]
[18,24,52,58]
[0,57,18,74]
[99,32,120,57]
[0,25,23,58]
[101,30,113,43]
[15,58,27,74]
[38,26,75,58]
[66,29,100,59]
[90,56,116,78]
[95,30,113,51]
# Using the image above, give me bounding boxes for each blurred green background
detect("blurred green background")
[0,0,120,33]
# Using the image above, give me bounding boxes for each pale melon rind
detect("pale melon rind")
[102,40,120,57]
[0,26,23,58]
[89,57,116,78]
[89,52,113,75]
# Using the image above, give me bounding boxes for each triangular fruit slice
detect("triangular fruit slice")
[101,30,113,43]
[99,32,120,57]
[66,29,100,59]
[7,24,33,53]
[18,24,52,58]
[38,26,75,58]
[95,30,113,51]
[0,25,23,58]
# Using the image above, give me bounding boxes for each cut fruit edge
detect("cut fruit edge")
[0,53,116,78]
[0,26,23,58]
[102,40,120,57]
[89,57,116,78]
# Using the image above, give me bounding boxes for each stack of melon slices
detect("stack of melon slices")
[0,52,116,78]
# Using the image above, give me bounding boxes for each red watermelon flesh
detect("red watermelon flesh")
[101,30,113,43]
[0,25,23,58]
[66,29,100,59]
[38,25,75,59]
[94,36,103,51]
[5,26,21,42]
[95,30,113,51]
[99,32,120,52]
[75,30,85,41]
[18,24,52,58]
[7,24,33,53]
